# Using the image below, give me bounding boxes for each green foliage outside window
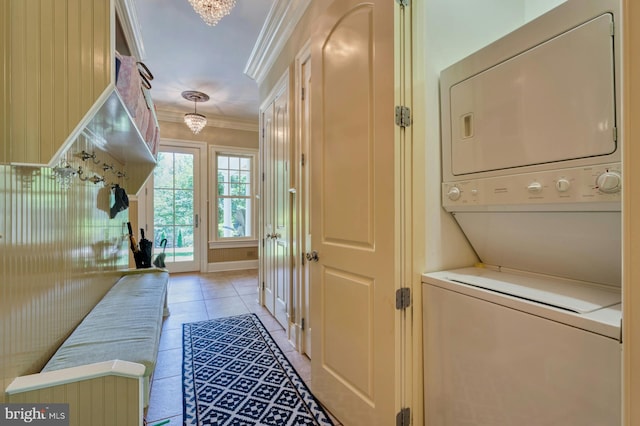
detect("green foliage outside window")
[153,152,195,255]
[217,154,252,239]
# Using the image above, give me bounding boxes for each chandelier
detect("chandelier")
[188,0,236,26]
[182,91,210,135]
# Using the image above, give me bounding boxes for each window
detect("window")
[209,146,257,245]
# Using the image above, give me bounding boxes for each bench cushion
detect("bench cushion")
[42,270,168,377]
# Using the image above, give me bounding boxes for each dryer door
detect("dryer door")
[447,13,616,177]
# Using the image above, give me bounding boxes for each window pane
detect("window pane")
[154,227,175,263]
[218,197,250,238]
[154,152,174,188]
[174,154,194,189]
[213,151,254,240]
[218,182,228,196]
[154,226,172,248]
[154,189,174,223]
[174,226,194,262]
[231,184,243,196]
[229,156,240,170]
[239,183,251,196]
[174,190,193,225]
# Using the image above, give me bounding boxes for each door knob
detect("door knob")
[305,250,319,262]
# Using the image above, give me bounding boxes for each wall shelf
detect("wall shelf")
[84,89,157,194]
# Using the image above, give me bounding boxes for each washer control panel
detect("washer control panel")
[442,163,621,210]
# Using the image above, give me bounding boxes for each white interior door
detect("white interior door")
[261,79,291,329]
[310,0,397,423]
[262,104,276,315]
[272,87,290,328]
[152,144,202,273]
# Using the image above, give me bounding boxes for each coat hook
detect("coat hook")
[88,175,105,185]
[76,150,100,164]
[77,166,89,181]
[102,163,114,172]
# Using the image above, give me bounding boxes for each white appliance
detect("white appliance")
[424,1,622,424]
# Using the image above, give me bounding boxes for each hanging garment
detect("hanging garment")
[110,184,129,219]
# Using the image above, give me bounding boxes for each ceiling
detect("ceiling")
[132,0,275,127]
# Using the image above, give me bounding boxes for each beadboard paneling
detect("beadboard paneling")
[8,0,111,164]
[0,134,130,402]
[8,375,141,426]
[0,0,7,163]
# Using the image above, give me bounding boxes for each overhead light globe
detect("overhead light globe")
[187,0,236,26]
[184,112,207,134]
[182,91,210,135]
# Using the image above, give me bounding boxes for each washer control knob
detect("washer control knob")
[447,186,462,201]
[596,171,622,194]
[527,182,543,194]
[555,178,571,193]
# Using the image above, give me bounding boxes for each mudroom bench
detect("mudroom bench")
[5,269,169,426]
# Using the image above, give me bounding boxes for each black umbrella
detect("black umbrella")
[138,228,153,268]
[127,222,144,268]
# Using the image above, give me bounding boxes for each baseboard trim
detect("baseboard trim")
[207,260,259,272]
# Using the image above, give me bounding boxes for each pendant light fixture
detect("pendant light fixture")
[187,0,236,26]
[182,90,210,135]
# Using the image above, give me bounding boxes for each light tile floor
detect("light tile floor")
[145,270,341,426]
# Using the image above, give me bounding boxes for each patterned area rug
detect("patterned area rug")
[183,314,334,426]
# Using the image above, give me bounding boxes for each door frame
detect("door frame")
[144,138,208,273]
[400,2,423,425]
[623,1,640,424]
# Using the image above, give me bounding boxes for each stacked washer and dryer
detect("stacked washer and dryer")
[423,1,622,425]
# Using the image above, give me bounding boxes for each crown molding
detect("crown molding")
[114,0,146,60]
[155,110,259,132]
[244,0,312,85]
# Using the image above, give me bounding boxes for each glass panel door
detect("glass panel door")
[153,146,200,272]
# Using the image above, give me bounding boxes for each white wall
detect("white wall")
[425,0,525,73]
[525,0,567,22]
[420,0,528,272]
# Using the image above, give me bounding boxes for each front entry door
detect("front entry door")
[153,146,202,273]
[309,0,397,424]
